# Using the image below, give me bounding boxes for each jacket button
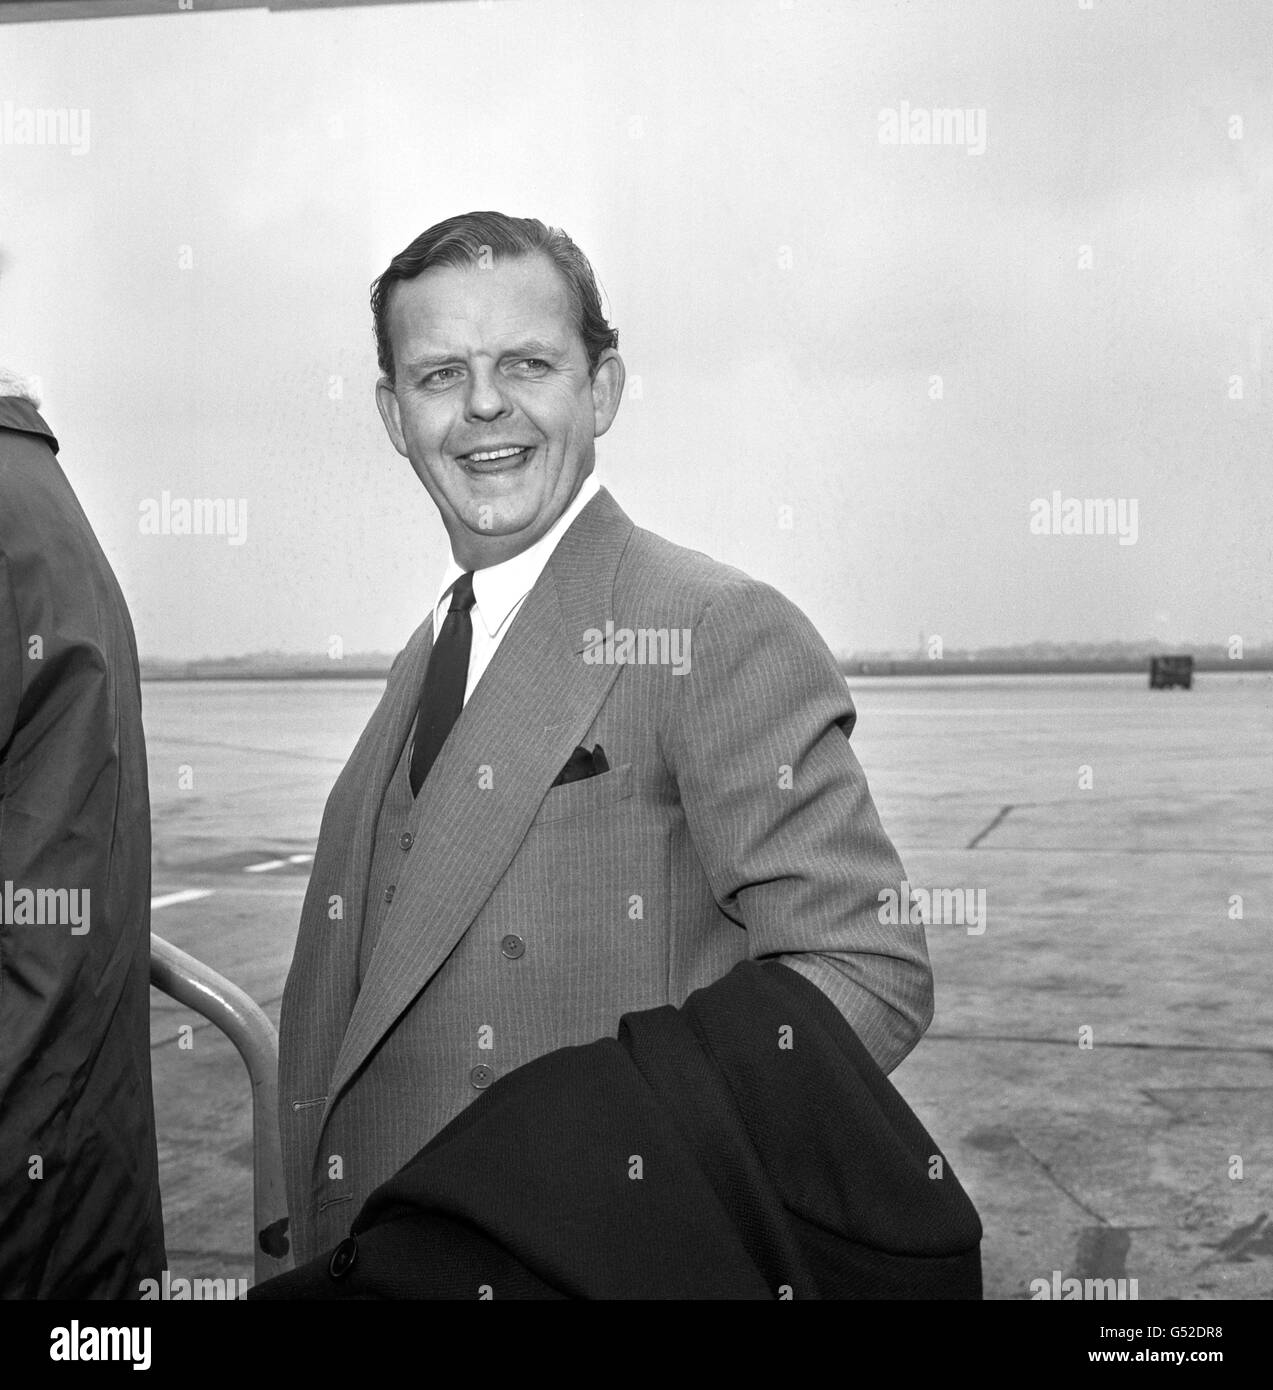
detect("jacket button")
[329,1235,358,1279]
[399,832,413,850]
[500,934,525,959]
[384,885,395,903]
[470,1064,495,1089]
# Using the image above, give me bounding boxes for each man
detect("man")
[278,212,933,1265]
[0,370,166,1298]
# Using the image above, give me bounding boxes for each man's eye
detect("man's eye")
[423,368,459,387]
[514,359,550,373]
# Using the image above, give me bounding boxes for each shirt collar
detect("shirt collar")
[431,472,602,639]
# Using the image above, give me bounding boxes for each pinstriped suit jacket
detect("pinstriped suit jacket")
[279,486,933,1262]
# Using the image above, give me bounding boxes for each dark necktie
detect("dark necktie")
[409,571,477,796]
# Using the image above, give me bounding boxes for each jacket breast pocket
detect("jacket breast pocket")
[530,762,634,826]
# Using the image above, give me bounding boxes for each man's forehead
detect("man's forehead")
[389,253,576,355]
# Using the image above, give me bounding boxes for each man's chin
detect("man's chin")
[455,496,547,546]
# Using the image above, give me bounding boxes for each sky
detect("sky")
[1,0,1270,660]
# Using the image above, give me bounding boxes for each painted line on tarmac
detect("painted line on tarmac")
[967,803,1014,849]
[245,853,314,873]
[151,888,215,910]
[146,734,348,765]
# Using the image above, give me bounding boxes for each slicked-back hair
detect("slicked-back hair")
[371,211,619,381]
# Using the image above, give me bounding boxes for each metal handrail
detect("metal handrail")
[150,933,293,1285]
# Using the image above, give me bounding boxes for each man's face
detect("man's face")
[376,253,624,569]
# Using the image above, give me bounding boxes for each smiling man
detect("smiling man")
[375,247,622,570]
[276,212,934,1268]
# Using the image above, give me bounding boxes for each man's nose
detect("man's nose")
[464,366,511,421]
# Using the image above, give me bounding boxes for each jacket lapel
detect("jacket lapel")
[320,487,633,1123]
[277,619,434,1106]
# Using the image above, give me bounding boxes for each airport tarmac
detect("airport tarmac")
[143,671,1273,1300]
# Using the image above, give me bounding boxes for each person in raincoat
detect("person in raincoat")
[0,369,165,1298]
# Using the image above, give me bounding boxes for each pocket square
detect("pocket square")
[551,743,609,787]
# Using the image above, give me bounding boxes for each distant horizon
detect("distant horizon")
[139,635,1273,671]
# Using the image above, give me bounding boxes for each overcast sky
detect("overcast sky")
[2,0,1270,660]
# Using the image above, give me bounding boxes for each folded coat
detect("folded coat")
[251,958,981,1300]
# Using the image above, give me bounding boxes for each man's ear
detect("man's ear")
[591,351,625,438]
[375,376,409,457]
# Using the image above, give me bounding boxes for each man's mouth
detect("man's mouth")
[459,445,533,470]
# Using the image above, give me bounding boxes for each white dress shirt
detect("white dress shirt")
[430,472,601,705]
